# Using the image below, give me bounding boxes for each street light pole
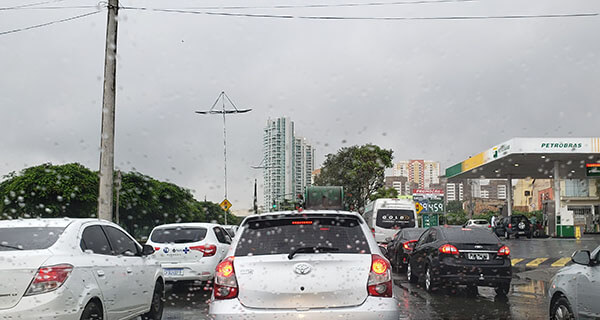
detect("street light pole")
[97,0,119,221]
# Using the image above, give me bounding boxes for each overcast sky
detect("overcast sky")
[1,0,599,210]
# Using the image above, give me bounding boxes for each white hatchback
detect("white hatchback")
[146,223,231,284]
[209,210,400,320]
[0,218,164,320]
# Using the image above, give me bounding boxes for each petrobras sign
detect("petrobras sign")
[512,138,600,153]
[412,189,444,201]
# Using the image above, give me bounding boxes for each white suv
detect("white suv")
[0,218,164,320]
[146,223,231,284]
[209,211,400,319]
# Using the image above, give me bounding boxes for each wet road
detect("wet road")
[158,236,600,320]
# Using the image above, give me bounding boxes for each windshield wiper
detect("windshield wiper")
[0,244,24,250]
[288,246,339,260]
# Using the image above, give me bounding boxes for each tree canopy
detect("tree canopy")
[314,144,393,212]
[0,163,238,238]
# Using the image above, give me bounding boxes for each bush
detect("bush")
[440,211,468,225]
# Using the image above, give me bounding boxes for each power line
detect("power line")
[121,6,598,21]
[176,0,477,10]
[0,10,101,36]
[0,0,68,11]
[0,5,100,10]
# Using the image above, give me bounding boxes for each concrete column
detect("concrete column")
[507,175,513,217]
[553,161,562,221]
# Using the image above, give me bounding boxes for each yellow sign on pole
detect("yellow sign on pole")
[415,202,424,214]
[575,226,581,239]
[220,199,232,211]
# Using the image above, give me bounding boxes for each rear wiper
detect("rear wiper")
[288,246,339,260]
[0,244,24,250]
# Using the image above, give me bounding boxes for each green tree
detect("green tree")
[446,200,464,214]
[369,186,399,201]
[314,144,393,212]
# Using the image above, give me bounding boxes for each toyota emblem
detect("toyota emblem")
[294,263,312,275]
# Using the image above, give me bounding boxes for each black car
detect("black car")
[386,228,426,272]
[494,215,533,239]
[407,226,512,295]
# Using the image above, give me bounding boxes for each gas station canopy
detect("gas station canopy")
[446,138,600,180]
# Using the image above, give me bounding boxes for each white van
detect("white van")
[363,198,418,243]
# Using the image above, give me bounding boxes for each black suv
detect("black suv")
[494,215,532,239]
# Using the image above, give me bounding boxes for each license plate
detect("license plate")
[518,231,525,234]
[467,253,490,261]
[163,268,184,276]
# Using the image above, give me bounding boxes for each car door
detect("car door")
[102,225,150,316]
[213,226,232,261]
[412,229,432,276]
[495,218,506,236]
[577,248,600,318]
[80,224,122,319]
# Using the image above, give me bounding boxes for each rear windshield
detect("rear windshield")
[376,209,416,229]
[443,228,499,244]
[150,227,207,244]
[0,227,64,251]
[402,228,426,240]
[472,220,488,225]
[235,216,370,256]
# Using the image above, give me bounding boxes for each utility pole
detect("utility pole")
[253,179,258,214]
[97,0,119,221]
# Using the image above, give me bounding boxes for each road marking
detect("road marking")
[551,257,571,267]
[526,258,548,267]
[511,258,525,266]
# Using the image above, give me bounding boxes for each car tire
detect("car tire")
[142,282,164,320]
[495,283,510,296]
[504,231,510,239]
[424,265,437,292]
[407,263,417,283]
[80,300,103,320]
[550,296,574,320]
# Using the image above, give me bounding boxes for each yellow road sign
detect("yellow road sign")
[415,202,424,214]
[220,199,232,211]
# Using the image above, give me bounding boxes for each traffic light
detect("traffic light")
[272,200,277,210]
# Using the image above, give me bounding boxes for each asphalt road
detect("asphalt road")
[158,235,600,320]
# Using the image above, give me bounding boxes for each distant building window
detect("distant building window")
[564,179,589,197]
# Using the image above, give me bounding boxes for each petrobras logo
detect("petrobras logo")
[540,142,583,149]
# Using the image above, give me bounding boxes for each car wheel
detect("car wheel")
[424,265,437,292]
[495,283,510,296]
[142,282,164,320]
[504,231,510,239]
[80,300,103,320]
[407,263,417,283]
[550,296,574,320]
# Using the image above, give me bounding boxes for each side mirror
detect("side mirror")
[378,245,388,256]
[141,244,155,256]
[572,250,591,266]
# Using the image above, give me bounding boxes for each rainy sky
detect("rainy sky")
[1,0,599,210]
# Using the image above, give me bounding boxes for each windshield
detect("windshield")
[376,209,416,229]
[150,227,207,244]
[0,227,64,251]
[1,0,599,318]
[443,228,499,244]
[235,216,370,256]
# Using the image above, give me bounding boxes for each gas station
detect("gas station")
[445,137,600,237]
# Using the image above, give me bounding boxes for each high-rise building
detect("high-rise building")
[392,160,441,190]
[263,117,314,209]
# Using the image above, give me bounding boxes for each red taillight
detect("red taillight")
[371,228,376,238]
[154,247,161,251]
[402,240,417,251]
[190,244,217,257]
[25,264,73,296]
[439,244,459,255]
[214,257,238,299]
[488,225,491,228]
[497,245,510,256]
[368,254,392,297]
[508,223,512,229]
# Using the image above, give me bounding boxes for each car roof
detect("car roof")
[241,210,363,225]
[150,222,221,230]
[0,217,102,228]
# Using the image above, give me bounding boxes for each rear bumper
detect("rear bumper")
[435,261,512,287]
[209,296,400,320]
[161,259,220,282]
[0,286,81,320]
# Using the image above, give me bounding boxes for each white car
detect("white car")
[146,223,231,284]
[209,210,400,320]
[0,218,164,320]
[464,219,492,230]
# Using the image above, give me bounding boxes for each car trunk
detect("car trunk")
[0,251,50,309]
[453,243,504,266]
[235,254,371,309]
[151,242,208,263]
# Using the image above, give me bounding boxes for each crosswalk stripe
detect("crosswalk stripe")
[551,257,571,267]
[526,258,548,267]
[511,258,525,266]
